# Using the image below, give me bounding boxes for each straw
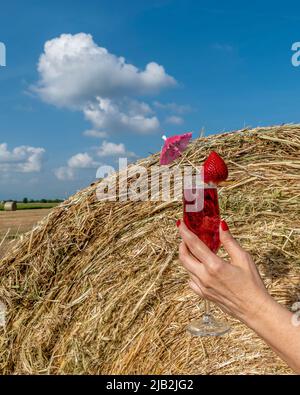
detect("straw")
[0,124,299,374]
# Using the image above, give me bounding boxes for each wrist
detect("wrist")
[241,291,277,329]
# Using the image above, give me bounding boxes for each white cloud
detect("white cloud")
[55,152,98,181]
[97,141,126,157]
[83,129,108,138]
[165,115,184,125]
[0,143,45,173]
[54,141,135,181]
[34,33,176,108]
[124,99,153,116]
[97,141,136,157]
[54,166,75,181]
[68,152,98,168]
[32,33,180,137]
[84,97,160,134]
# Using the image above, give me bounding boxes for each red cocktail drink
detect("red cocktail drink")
[182,152,230,336]
[183,186,220,253]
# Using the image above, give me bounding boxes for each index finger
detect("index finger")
[178,220,216,264]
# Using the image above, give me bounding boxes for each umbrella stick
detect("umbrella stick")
[178,151,201,173]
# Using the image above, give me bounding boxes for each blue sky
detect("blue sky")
[1,0,300,200]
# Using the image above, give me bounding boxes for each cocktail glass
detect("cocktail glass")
[183,186,231,336]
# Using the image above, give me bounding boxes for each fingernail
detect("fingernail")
[221,219,229,231]
[176,219,181,228]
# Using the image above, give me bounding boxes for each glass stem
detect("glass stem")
[204,300,211,318]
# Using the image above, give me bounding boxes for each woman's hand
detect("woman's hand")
[177,219,300,373]
[177,220,271,323]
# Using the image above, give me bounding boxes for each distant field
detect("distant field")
[0,202,59,210]
[0,208,53,257]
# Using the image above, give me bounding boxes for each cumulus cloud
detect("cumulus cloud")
[97,141,125,157]
[32,33,180,136]
[54,141,135,181]
[84,97,159,135]
[68,152,98,169]
[165,115,184,125]
[0,143,45,173]
[54,166,75,181]
[34,33,176,108]
[55,152,99,181]
[97,141,136,157]
[153,102,192,126]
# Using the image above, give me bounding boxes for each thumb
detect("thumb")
[219,220,243,261]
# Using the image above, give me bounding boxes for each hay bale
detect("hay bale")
[4,201,17,211]
[0,125,299,375]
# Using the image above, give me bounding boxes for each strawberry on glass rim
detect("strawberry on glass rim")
[203,151,228,185]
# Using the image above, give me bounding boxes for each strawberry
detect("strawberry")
[203,151,228,184]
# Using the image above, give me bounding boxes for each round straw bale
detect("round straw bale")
[4,201,17,211]
[0,125,299,375]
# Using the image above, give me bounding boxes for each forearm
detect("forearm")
[244,295,300,373]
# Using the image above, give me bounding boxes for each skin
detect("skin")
[177,220,300,373]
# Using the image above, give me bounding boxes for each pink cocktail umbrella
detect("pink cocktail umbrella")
[159,132,199,174]
[159,132,192,165]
